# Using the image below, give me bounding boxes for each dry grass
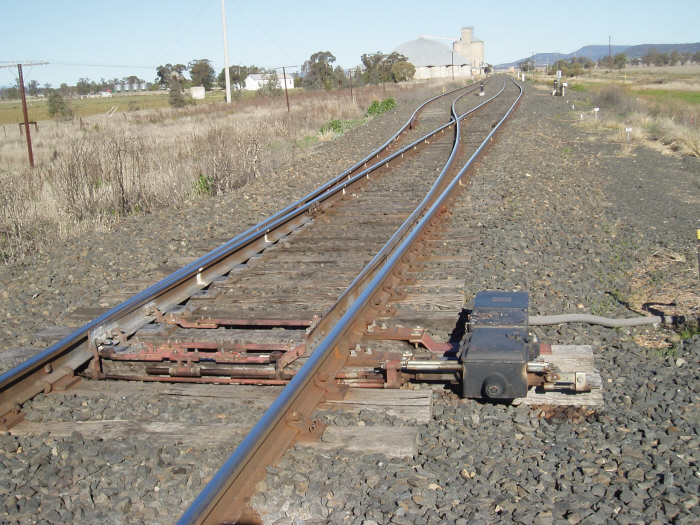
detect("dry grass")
[632,251,698,314]
[626,246,700,350]
[573,83,700,157]
[0,80,464,262]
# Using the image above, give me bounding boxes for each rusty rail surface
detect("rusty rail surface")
[0,82,481,430]
[177,77,523,525]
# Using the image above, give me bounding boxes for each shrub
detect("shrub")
[366,100,382,116]
[320,119,343,134]
[191,174,213,198]
[47,91,73,119]
[594,85,639,112]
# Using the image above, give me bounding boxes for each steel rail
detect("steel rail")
[178,77,523,525]
[0,82,483,426]
[306,80,508,353]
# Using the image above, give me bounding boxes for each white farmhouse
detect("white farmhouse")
[243,73,294,91]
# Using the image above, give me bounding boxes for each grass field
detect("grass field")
[0,88,307,126]
[632,89,700,105]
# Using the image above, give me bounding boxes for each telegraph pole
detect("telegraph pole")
[271,65,296,112]
[221,0,231,103]
[609,36,612,73]
[0,61,48,168]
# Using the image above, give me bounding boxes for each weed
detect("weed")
[569,83,587,92]
[678,320,700,340]
[191,174,213,198]
[562,147,573,155]
[366,95,397,117]
[320,119,343,134]
[649,346,678,359]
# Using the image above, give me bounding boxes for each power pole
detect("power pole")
[271,65,296,112]
[588,44,591,77]
[221,0,231,103]
[0,61,49,168]
[609,36,612,73]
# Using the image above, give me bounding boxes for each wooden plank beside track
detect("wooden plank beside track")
[7,420,418,458]
[56,382,435,423]
[513,345,604,407]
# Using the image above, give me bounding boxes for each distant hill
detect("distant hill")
[496,43,700,68]
[623,43,700,58]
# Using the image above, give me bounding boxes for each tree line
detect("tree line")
[1,50,418,111]
[519,48,700,76]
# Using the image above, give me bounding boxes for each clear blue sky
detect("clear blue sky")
[1,0,698,87]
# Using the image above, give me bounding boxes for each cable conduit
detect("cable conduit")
[529,314,673,327]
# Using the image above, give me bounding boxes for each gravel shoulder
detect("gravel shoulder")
[1,81,700,525]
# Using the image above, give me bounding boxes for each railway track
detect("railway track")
[0,76,531,524]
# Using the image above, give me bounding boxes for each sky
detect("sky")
[1,0,699,88]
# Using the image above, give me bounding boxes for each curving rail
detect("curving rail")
[177,77,523,525]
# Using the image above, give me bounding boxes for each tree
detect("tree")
[47,91,73,118]
[361,52,386,84]
[641,49,656,67]
[122,75,143,85]
[569,57,584,77]
[694,50,700,64]
[670,50,680,66]
[331,66,350,89]
[217,65,264,90]
[188,59,215,90]
[352,66,365,87]
[391,61,415,82]
[157,63,187,86]
[156,64,173,86]
[598,56,613,70]
[654,52,670,66]
[613,53,627,70]
[169,78,186,108]
[76,78,91,95]
[26,80,40,97]
[518,58,534,72]
[360,51,408,84]
[0,87,20,100]
[680,51,692,65]
[302,51,336,90]
[549,59,570,76]
[257,72,282,97]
